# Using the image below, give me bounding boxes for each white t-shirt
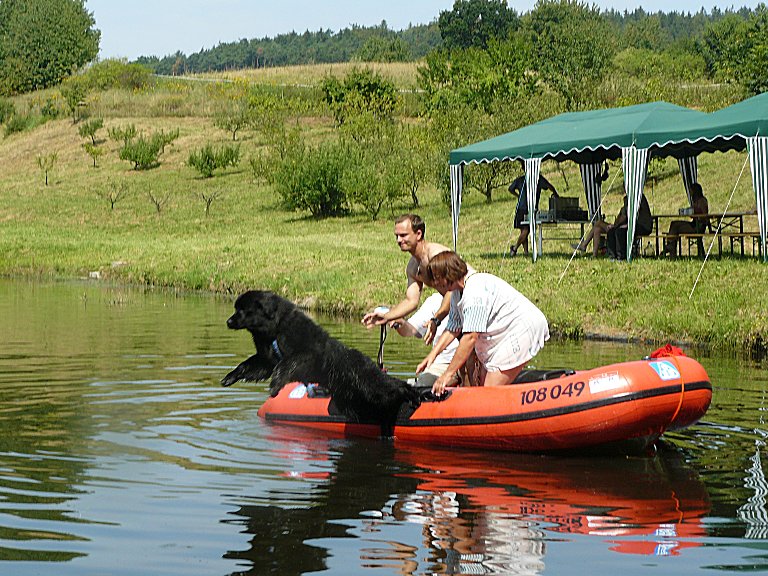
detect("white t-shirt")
[446,273,549,371]
[408,293,457,366]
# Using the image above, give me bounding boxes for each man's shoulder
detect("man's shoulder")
[425,242,451,259]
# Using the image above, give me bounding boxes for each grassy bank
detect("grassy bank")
[0,68,766,356]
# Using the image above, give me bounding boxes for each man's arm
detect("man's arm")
[361,275,422,327]
[431,332,478,395]
[422,291,451,344]
[416,329,458,374]
[540,175,558,196]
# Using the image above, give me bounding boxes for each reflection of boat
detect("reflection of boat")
[394,444,710,557]
[228,426,709,575]
[258,356,712,454]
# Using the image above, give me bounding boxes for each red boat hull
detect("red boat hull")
[257,356,712,453]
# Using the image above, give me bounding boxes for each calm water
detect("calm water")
[1,279,767,575]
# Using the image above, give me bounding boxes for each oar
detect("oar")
[373,306,390,370]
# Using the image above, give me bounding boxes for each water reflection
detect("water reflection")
[224,426,710,575]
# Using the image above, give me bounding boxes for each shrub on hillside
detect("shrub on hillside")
[321,68,398,125]
[0,98,16,124]
[83,59,152,91]
[4,113,31,136]
[274,141,349,218]
[78,117,104,145]
[187,143,241,178]
[108,124,137,145]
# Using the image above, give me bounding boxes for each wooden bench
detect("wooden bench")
[719,232,763,256]
[663,232,763,258]
[662,233,710,257]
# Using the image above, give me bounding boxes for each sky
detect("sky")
[86,0,765,60]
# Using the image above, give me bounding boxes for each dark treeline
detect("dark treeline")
[135,21,442,75]
[135,6,757,76]
[604,6,756,45]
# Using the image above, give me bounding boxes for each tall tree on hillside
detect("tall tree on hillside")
[523,0,616,111]
[0,0,100,95]
[438,0,519,50]
[702,6,768,95]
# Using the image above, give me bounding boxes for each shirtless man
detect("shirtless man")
[362,214,451,343]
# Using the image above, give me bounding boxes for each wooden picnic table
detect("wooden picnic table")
[652,211,758,257]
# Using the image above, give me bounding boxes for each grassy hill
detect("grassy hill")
[1,63,765,355]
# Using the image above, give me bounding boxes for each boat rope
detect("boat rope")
[558,164,622,285]
[668,355,686,426]
[689,151,750,298]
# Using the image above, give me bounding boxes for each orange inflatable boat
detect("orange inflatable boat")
[257,355,712,454]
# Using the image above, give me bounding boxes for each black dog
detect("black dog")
[221,290,420,434]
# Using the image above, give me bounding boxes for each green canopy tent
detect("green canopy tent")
[448,101,747,261]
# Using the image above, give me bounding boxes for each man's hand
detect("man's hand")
[361,311,387,328]
[361,306,390,329]
[416,355,433,375]
[431,372,454,396]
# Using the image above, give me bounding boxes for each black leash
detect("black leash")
[374,306,389,370]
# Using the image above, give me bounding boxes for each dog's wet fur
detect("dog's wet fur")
[222,290,420,434]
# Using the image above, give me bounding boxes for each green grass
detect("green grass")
[1,65,766,355]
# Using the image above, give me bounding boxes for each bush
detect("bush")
[0,98,16,124]
[119,134,163,170]
[78,117,104,144]
[155,128,179,153]
[108,123,137,145]
[83,59,152,91]
[321,68,399,125]
[4,113,31,136]
[275,141,349,218]
[39,94,62,119]
[59,75,90,123]
[187,143,241,177]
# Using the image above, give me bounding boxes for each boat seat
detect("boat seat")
[512,368,576,383]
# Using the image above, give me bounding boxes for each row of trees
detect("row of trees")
[132,1,765,83]
[136,22,442,75]
[1,0,766,98]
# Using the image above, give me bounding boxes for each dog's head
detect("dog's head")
[227,290,288,339]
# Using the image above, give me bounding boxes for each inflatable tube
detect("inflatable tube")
[257,356,711,454]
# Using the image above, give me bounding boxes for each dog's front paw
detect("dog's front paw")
[221,369,241,387]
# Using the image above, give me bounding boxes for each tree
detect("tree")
[83,142,105,167]
[214,101,252,141]
[78,118,104,145]
[438,0,519,50]
[702,6,768,95]
[340,116,411,220]
[523,0,617,111]
[355,36,411,62]
[188,143,241,178]
[274,140,349,218]
[97,180,129,210]
[321,68,399,125]
[0,0,100,95]
[740,6,768,94]
[700,14,749,83]
[417,35,537,113]
[59,75,90,123]
[36,152,58,186]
